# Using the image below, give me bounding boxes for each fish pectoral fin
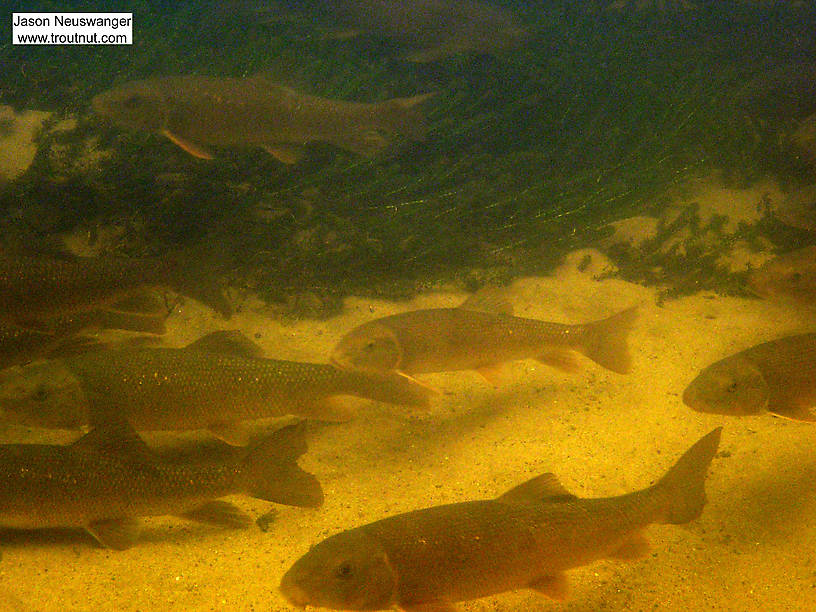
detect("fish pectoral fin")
[497,473,577,505]
[608,532,650,560]
[187,330,265,359]
[529,572,569,601]
[86,518,141,550]
[160,129,214,159]
[768,400,816,422]
[179,500,252,529]
[475,364,504,386]
[400,602,457,612]
[208,421,253,446]
[262,144,304,164]
[536,347,582,373]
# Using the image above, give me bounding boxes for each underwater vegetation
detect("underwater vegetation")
[1,2,815,309]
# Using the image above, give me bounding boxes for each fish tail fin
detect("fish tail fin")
[345,369,438,409]
[654,428,721,524]
[377,93,435,141]
[165,249,233,319]
[576,306,637,374]
[239,421,324,508]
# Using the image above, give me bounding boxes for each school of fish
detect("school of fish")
[1,2,813,611]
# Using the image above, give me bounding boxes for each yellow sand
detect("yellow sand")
[1,186,815,611]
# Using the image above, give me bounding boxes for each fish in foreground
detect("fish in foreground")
[748,245,816,306]
[683,333,816,422]
[0,331,434,443]
[280,428,722,610]
[0,250,231,323]
[331,294,637,383]
[0,421,322,549]
[92,75,432,163]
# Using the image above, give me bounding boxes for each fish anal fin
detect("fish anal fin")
[459,289,513,315]
[208,421,253,446]
[536,347,582,373]
[262,144,304,164]
[160,129,214,159]
[86,518,141,550]
[529,572,569,601]
[608,532,650,561]
[498,473,577,505]
[180,500,251,529]
[401,603,456,612]
[475,364,504,386]
[186,330,264,359]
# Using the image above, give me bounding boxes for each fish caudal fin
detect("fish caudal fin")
[239,421,324,508]
[377,93,435,141]
[165,251,233,319]
[654,427,722,524]
[576,307,637,374]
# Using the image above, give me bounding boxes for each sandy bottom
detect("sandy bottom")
[0,244,813,612]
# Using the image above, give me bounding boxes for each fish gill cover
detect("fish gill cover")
[1,1,815,313]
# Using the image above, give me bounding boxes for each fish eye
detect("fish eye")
[790,272,802,284]
[365,341,376,350]
[32,386,49,402]
[334,561,354,579]
[725,381,739,393]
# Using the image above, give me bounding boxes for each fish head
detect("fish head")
[91,80,166,132]
[280,531,396,610]
[0,361,88,429]
[331,323,402,372]
[748,247,816,303]
[682,356,769,416]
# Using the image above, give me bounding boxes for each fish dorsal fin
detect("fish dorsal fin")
[186,330,264,358]
[459,288,513,315]
[72,422,153,461]
[498,473,577,505]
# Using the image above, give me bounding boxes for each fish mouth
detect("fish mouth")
[278,577,311,608]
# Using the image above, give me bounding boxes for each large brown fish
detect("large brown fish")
[280,428,722,610]
[0,421,322,549]
[0,331,434,443]
[683,333,816,422]
[92,75,432,163]
[0,250,231,323]
[331,298,637,383]
[748,245,816,306]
